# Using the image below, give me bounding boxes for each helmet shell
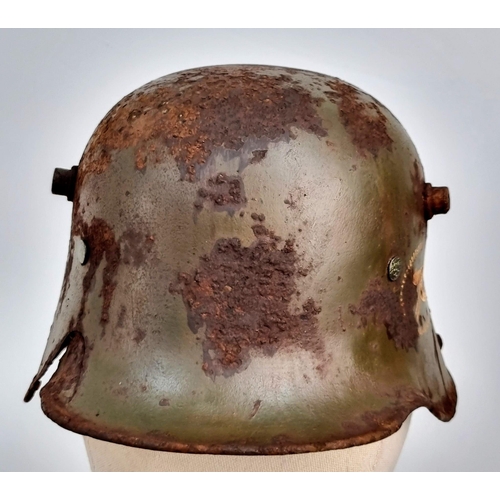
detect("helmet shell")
[26,65,456,453]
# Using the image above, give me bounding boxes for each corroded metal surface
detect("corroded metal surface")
[424,184,450,219]
[79,66,327,182]
[169,228,323,378]
[324,80,393,156]
[25,65,457,454]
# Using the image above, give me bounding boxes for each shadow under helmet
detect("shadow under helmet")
[25,65,457,454]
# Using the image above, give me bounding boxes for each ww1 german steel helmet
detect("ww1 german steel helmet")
[25,65,457,454]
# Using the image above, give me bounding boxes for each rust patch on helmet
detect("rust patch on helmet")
[250,149,267,164]
[325,80,393,157]
[251,212,266,222]
[71,217,121,337]
[194,173,247,214]
[350,276,419,351]
[134,140,168,171]
[170,225,323,377]
[80,67,327,182]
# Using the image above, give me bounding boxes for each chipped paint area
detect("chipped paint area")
[170,225,323,377]
[194,173,247,214]
[350,242,431,350]
[70,217,121,335]
[350,275,420,351]
[68,212,155,339]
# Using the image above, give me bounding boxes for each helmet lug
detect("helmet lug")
[52,166,78,202]
[424,183,450,219]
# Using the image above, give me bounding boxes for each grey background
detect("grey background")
[1,29,498,472]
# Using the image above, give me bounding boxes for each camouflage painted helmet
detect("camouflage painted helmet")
[25,65,457,454]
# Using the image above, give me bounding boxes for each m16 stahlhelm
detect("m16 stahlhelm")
[25,65,456,454]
